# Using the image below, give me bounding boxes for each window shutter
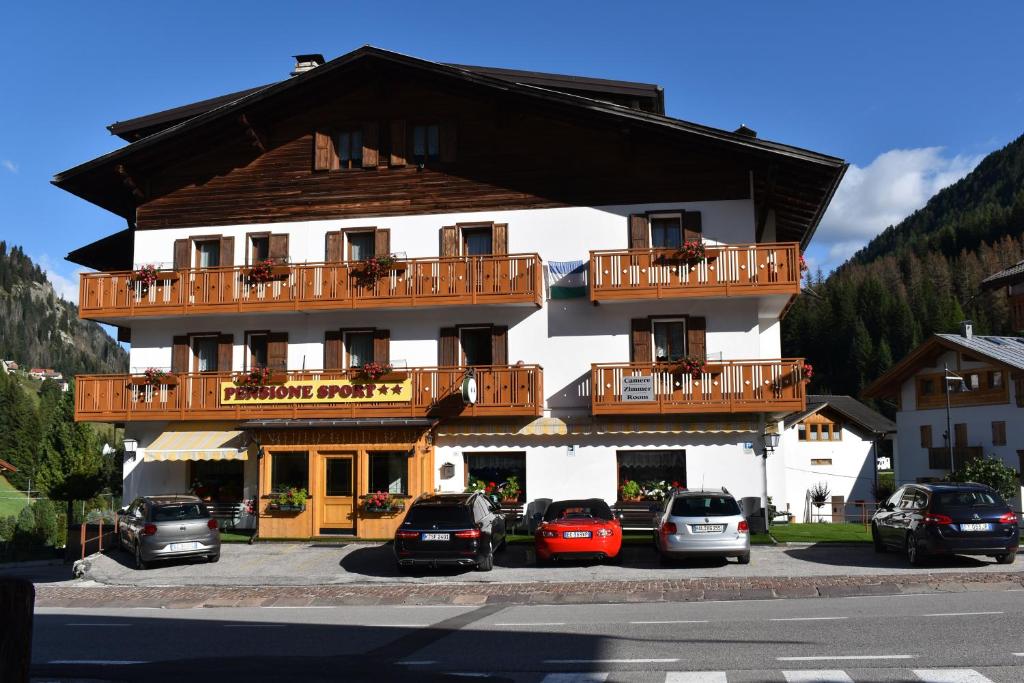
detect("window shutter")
[172,336,190,373]
[630,318,652,363]
[373,329,390,365]
[219,236,234,268]
[362,122,379,168]
[686,316,707,361]
[325,231,343,262]
[314,131,334,171]
[440,226,459,257]
[682,211,703,241]
[173,239,189,270]
[492,224,508,255]
[374,228,391,257]
[629,214,649,249]
[920,425,932,448]
[390,120,406,167]
[439,327,459,366]
[440,121,457,163]
[954,423,967,447]
[217,334,234,372]
[268,234,289,262]
[324,330,342,370]
[267,332,288,371]
[491,325,508,366]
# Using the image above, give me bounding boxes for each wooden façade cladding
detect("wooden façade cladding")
[135,71,750,230]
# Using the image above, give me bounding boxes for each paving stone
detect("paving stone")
[963,580,1022,591]
[703,588,776,601]
[773,585,819,598]
[934,581,968,592]
[451,594,488,605]
[662,589,705,602]
[817,583,899,598]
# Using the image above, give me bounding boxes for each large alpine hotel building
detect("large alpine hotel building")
[58,48,846,539]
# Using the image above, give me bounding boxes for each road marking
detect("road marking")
[539,675,609,683]
[65,623,130,627]
[770,617,848,622]
[922,611,1003,617]
[493,622,566,626]
[630,620,709,624]
[913,669,996,683]
[665,673,727,682]
[544,658,679,664]
[1014,652,1024,657]
[397,661,438,665]
[783,671,854,683]
[382,623,430,628]
[222,624,285,628]
[778,655,915,661]
[782,671,856,683]
[48,660,148,665]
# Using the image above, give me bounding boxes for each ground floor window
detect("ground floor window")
[368,452,409,495]
[464,452,526,502]
[188,460,244,502]
[270,451,309,492]
[616,450,686,500]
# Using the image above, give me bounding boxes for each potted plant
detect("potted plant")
[675,240,707,263]
[675,356,707,380]
[500,476,522,503]
[809,482,830,514]
[190,479,212,502]
[642,480,669,501]
[801,362,814,383]
[362,491,406,513]
[246,258,291,284]
[619,479,642,503]
[268,487,308,512]
[130,367,178,387]
[131,264,161,291]
[353,254,403,286]
[234,366,287,388]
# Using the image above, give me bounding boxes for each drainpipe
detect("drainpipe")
[249,435,262,545]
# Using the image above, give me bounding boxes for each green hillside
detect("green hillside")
[0,475,28,518]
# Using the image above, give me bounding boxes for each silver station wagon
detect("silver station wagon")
[117,495,221,569]
[653,488,751,564]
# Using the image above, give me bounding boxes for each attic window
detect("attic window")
[412,124,440,164]
[336,129,363,169]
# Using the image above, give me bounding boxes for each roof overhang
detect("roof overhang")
[238,418,437,430]
[66,227,133,271]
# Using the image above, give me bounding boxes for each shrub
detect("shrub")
[946,455,1019,501]
[33,499,60,547]
[13,505,39,546]
[0,515,14,542]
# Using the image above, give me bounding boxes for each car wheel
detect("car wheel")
[737,552,751,565]
[872,524,886,553]
[906,532,925,566]
[208,553,220,563]
[995,552,1016,565]
[134,543,148,570]
[477,551,494,572]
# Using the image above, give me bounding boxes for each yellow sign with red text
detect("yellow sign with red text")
[220,379,412,405]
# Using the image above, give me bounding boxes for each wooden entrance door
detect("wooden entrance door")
[319,454,355,535]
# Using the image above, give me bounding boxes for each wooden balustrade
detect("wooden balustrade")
[74,366,543,422]
[78,254,544,320]
[589,243,801,302]
[590,359,807,415]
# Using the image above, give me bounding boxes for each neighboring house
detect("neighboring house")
[778,395,896,523]
[0,360,18,375]
[864,323,1024,512]
[56,47,845,540]
[0,458,16,485]
[28,368,63,381]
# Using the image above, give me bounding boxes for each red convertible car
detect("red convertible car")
[534,498,622,563]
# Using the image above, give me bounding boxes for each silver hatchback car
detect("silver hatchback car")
[653,489,750,564]
[117,495,221,569]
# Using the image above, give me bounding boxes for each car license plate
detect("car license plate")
[169,542,199,551]
[420,532,450,541]
[563,531,592,539]
[959,523,991,532]
[692,524,725,533]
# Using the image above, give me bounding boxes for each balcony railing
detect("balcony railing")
[591,359,807,415]
[78,254,543,320]
[75,365,543,422]
[589,243,801,302]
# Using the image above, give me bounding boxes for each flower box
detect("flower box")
[704,364,724,375]
[243,263,291,283]
[500,498,521,505]
[128,373,178,387]
[363,503,406,514]
[267,503,306,513]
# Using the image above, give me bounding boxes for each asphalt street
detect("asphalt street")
[30,589,1024,682]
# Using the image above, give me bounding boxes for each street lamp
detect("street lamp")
[943,364,967,473]
[123,438,138,460]
[759,429,781,532]
[762,431,781,453]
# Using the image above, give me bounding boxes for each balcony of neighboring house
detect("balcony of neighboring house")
[77,253,544,322]
[74,365,543,423]
[588,242,802,303]
[590,358,808,415]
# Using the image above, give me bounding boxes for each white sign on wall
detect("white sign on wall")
[621,376,655,401]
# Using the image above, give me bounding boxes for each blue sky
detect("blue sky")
[2,2,1023,298]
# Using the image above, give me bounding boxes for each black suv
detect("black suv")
[394,493,507,571]
[872,482,1019,566]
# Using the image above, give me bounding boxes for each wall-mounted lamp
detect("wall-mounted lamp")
[439,462,455,480]
[761,431,780,456]
[123,438,138,460]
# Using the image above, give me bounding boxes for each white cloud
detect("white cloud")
[34,254,83,303]
[1,160,17,173]
[813,146,983,270]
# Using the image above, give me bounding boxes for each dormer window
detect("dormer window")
[336,129,364,169]
[412,123,440,164]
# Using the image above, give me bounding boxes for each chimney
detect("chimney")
[960,320,973,339]
[733,124,757,138]
[291,54,325,77]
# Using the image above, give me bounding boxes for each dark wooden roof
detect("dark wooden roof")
[108,84,273,141]
[784,395,895,435]
[55,46,846,248]
[65,228,133,271]
[0,458,16,473]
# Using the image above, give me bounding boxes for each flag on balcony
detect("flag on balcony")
[547,260,587,299]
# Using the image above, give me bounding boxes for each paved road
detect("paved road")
[63,541,1018,587]
[31,589,1024,681]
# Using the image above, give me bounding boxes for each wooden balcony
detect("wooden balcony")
[75,365,543,423]
[78,254,543,321]
[589,243,801,302]
[591,359,807,415]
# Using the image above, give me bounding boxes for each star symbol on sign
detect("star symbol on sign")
[391,384,403,395]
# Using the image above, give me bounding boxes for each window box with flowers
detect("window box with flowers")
[801,362,814,384]
[361,491,406,514]
[675,240,708,263]
[267,487,308,513]
[352,255,406,287]
[245,259,291,285]
[465,479,500,501]
[129,368,178,387]
[352,362,407,383]
[619,479,643,503]
[671,356,708,380]
[131,264,178,290]
[234,367,288,388]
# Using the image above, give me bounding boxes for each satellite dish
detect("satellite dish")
[461,375,478,405]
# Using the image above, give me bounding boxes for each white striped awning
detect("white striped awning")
[144,422,249,462]
[437,417,758,437]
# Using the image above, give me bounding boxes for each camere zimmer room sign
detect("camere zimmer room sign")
[621,375,655,401]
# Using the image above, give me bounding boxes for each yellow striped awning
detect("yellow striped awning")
[437,418,757,437]
[144,422,249,462]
